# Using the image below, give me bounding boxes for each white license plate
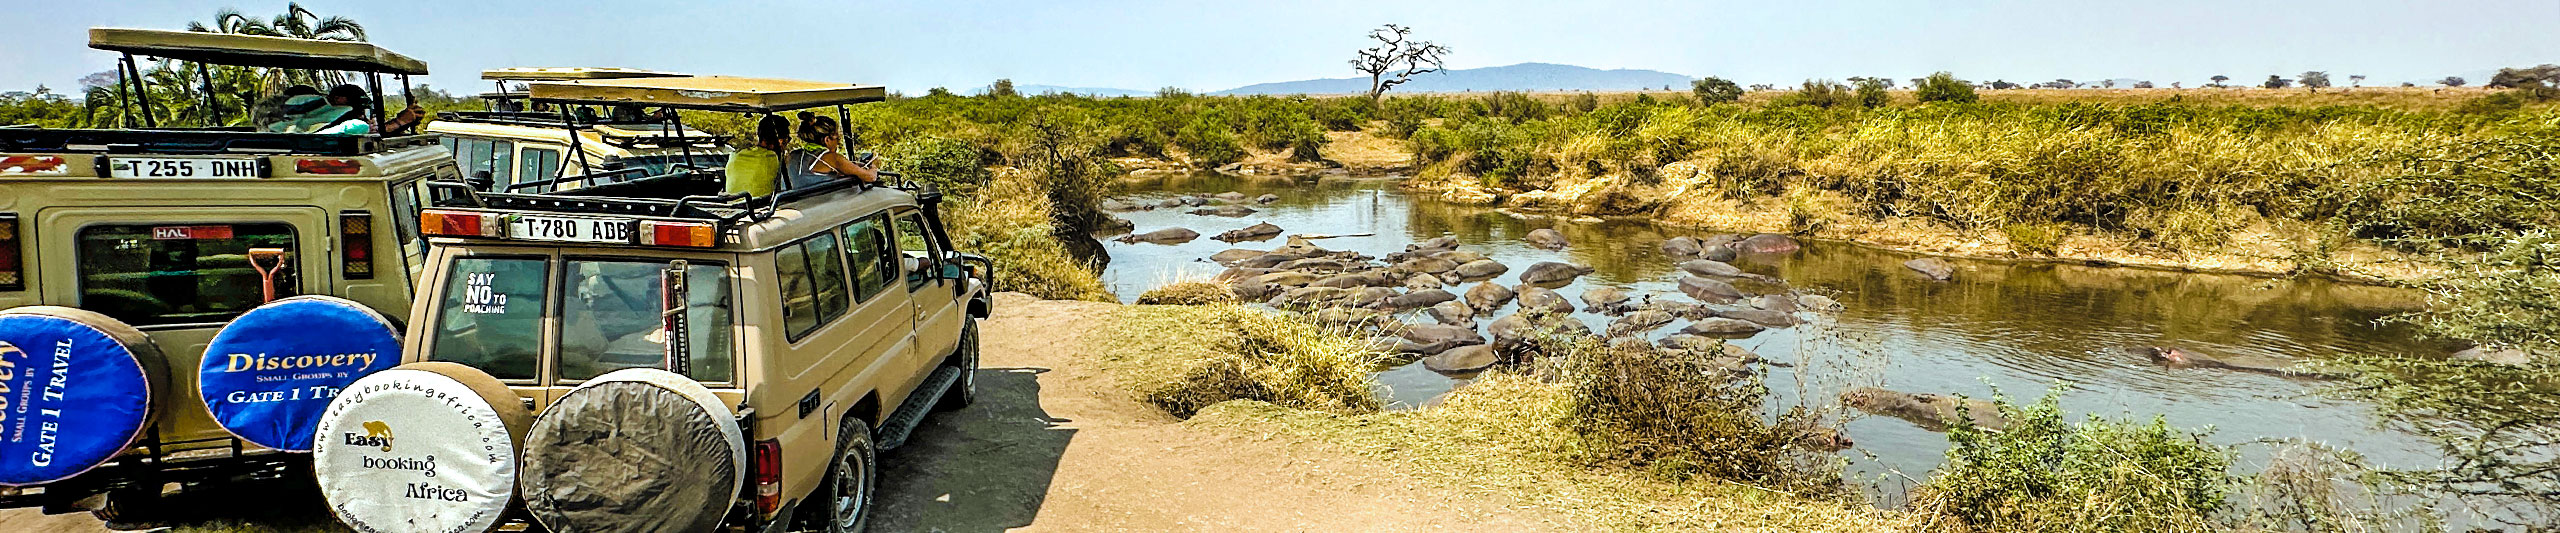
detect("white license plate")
[106,156,263,178]
[508,215,632,244]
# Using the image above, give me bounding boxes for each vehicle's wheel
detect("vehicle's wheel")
[89,486,163,529]
[824,418,878,533]
[936,318,980,411]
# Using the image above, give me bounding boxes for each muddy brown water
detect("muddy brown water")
[1099,174,2460,500]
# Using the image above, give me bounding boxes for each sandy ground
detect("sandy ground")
[2,294,1566,532]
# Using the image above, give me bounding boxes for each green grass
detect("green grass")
[1092,305,1383,418]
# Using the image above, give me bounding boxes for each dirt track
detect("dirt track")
[4,294,1568,532]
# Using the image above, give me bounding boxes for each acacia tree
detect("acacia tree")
[2210,75,2230,87]
[1349,24,1450,106]
[2350,74,2367,87]
[2299,71,2332,88]
[2442,76,2467,87]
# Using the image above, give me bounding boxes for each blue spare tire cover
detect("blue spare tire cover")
[199,296,401,452]
[0,307,162,486]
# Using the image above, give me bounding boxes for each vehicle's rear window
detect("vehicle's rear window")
[75,223,299,326]
[559,259,732,383]
[429,257,547,380]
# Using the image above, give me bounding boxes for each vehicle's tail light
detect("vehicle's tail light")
[0,156,67,175]
[295,158,362,175]
[0,213,21,291]
[339,211,374,279]
[419,210,500,238]
[753,439,782,515]
[640,221,717,248]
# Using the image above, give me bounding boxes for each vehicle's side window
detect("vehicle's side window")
[557,259,733,383]
[842,215,895,302]
[893,211,936,290]
[519,147,562,193]
[389,180,424,257]
[776,232,852,342]
[487,140,517,189]
[74,223,300,326]
[428,256,547,380]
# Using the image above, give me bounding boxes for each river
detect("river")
[1095,173,2459,500]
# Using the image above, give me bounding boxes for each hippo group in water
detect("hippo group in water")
[2130,346,2334,379]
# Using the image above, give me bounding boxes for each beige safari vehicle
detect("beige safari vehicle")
[0,28,447,522]
[426,67,733,194]
[401,75,990,532]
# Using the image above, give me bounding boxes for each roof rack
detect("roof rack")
[428,180,750,223]
[88,28,428,74]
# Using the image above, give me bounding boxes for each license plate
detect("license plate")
[508,215,632,244]
[106,156,263,178]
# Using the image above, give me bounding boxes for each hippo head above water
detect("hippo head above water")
[2132,346,2191,365]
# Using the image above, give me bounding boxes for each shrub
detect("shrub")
[1174,114,1247,167]
[1484,91,1549,123]
[880,136,992,196]
[1914,72,1978,104]
[1691,77,1744,105]
[1136,281,1236,305]
[1912,387,2234,533]
[943,169,1113,301]
[1854,78,1891,108]
[1568,92,1600,113]
[1116,306,1384,418]
[1546,337,1843,493]
[1778,80,1855,108]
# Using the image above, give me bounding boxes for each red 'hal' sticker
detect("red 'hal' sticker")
[151,226,236,240]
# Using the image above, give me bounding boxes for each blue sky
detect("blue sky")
[5,0,2556,94]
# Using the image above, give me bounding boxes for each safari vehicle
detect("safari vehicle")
[0,28,447,520]
[426,67,732,194]
[399,75,991,532]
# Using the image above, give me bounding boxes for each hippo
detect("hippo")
[1605,310,1677,338]
[1464,282,1516,312]
[1343,287,1398,309]
[2131,347,2332,379]
[1660,236,1704,257]
[1116,227,1199,244]
[1255,193,1281,204]
[1209,248,1265,266]
[1422,344,1499,374]
[1215,222,1284,242]
[1154,198,1184,209]
[1429,250,1490,264]
[1515,286,1577,315]
[1402,273,1445,290]
[1841,387,2007,432]
[1188,205,1259,218]
[1581,286,1633,314]
[1394,323,1487,354]
[1488,312,1591,349]
[1452,260,1509,280]
[1228,277,1277,301]
[1735,233,1801,254]
[1680,318,1765,338]
[1715,308,1797,328]
[1427,300,1476,325]
[1253,271,1321,287]
[1312,271,1399,289]
[1214,191,1248,202]
[1797,294,1843,313]
[1282,258,1355,274]
[1409,236,1458,252]
[1311,307,1392,331]
[1270,286,1351,310]
[1517,262,1592,286]
[1178,195,1210,207]
[1751,293,1798,313]
[1101,198,1139,211]
[1396,256,1463,276]
[1676,259,1752,279]
[1382,289,1459,311]
[1905,257,1955,281]
[1525,228,1570,250]
[1677,276,1744,304]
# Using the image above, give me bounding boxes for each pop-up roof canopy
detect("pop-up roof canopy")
[527,76,887,113]
[88,27,428,75]
[481,67,688,82]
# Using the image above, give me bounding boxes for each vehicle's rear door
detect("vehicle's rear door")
[35,206,331,449]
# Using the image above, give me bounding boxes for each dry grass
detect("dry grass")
[1134,281,1237,305]
[946,168,1116,302]
[1092,305,1383,418]
[1481,86,2502,111]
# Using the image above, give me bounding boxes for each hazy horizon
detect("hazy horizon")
[3,0,2554,95]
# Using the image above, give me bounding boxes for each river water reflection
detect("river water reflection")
[1098,174,2458,494]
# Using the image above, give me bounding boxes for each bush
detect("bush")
[1174,114,1247,167]
[1547,338,1842,493]
[1691,77,1744,105]
[1136,281,1235,305]
[1854,78,1891,108]
[1114,306,1384,418]
[1484,91,1549,123]
[1912,387,2234,533]
[943,169,1113,302]
[1778,80,1855,108]
[1915,72,1978,104]
[880,136,992,196]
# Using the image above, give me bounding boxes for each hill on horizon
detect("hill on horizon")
[1213,62,1694,95]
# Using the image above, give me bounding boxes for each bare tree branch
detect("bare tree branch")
[1349,24,1449,105]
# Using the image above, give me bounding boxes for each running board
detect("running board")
[873,366,961,451]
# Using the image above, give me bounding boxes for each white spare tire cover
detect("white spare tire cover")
[315,362,531,533]
[198,295,402,452]
[522,368,745,533]
[0,307,163,486]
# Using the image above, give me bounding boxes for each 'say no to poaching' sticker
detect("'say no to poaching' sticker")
[315,366,520,533]
[199,296,401,452]
[0,312,156,486]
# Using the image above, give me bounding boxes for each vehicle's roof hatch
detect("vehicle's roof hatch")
[87,28,428,75]
[526,76,886,112]
[481,67,688,82]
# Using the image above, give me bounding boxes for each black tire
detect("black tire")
[936,318,980,411]
[90,486,164,530]
[822,418,877,533]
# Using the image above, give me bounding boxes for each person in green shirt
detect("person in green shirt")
[723,114,792,197]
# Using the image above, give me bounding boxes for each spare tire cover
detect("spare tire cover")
[522,368,745,533]
[315,362,531,533]
[199,296,401,452]
[0,307,162,486]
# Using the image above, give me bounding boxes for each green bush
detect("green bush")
[880,136,993,196]
[1483,91,1549,123]
[1691,77,1744,105]
[1546,337,1842,493]
[1778,79,1855,108]
[1854,78,1891,108]
[1174,113,1247,167]
[1914,72,1979,104]
[1914,387,2234,533]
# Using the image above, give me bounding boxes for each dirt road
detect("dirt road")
[5,294,1570,532]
